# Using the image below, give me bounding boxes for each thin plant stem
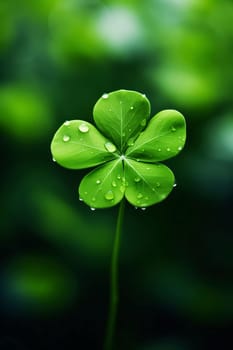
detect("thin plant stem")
[104,198,125,350]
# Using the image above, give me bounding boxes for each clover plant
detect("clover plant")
[51,89,186,349]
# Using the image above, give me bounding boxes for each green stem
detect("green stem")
[104,198,125,350]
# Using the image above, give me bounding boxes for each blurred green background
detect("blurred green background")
[0,0,233,349]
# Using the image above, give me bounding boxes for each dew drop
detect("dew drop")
[134,177,141,183]
[166,147,171,151]
[63,135,70,142]
[127,138,134,146]
[112,181,117,187]
[173,183,177,187]
[96,180,101,184]
[171,126,176,132]
[130,106,134,110]
[105,190,114,200]
[92,197,96,201]
[52,157,56,162]
[141,207,146,211]
[142,94,146,98]
[64,120,70,126]
[104,142,117,153]
[79,123,89,133]
[137,193,143,199]
[158,148,162,152]
[102,93,109,99]
[90,207,96,211]
[84,191,88,195]
[141,119,147,127]
[120,185,125,193]
[79,197,83,201]
[178,146,182,151]
[117,174,121,180]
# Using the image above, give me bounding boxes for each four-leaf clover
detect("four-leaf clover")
[51,89,186,209]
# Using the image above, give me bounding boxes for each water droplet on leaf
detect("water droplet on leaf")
[64,121,70,126]
[112,181,117,187]
[158,148,162,152]
[134,177,141,183]
[130,106,134,110]
[79,123,89,133]
[171,126,176,132]
[120,185,125,193]
[105,142,117,153]
[178,146,182,151]
[63,135,70,142]
[167,147,171,151]
[79,197,83,201]
[105,190,114,200]
[52,157,56,162]
[137,193,143,199]
[96,180,101,184]
[141,119,147,127]
[127,138,134,146]
[102,93,109,99]
[92,197,96,201]
[90,207,96,211]
[173,183,177,187]
[141,207,146,210]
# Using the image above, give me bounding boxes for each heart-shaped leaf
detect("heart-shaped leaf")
[124,159,175,207]
[126,110,186,162]
[51,120,117,169]
[93,90,151,153]
[79,159,125,209]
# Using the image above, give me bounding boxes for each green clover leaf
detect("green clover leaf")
[51,89,186,209]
